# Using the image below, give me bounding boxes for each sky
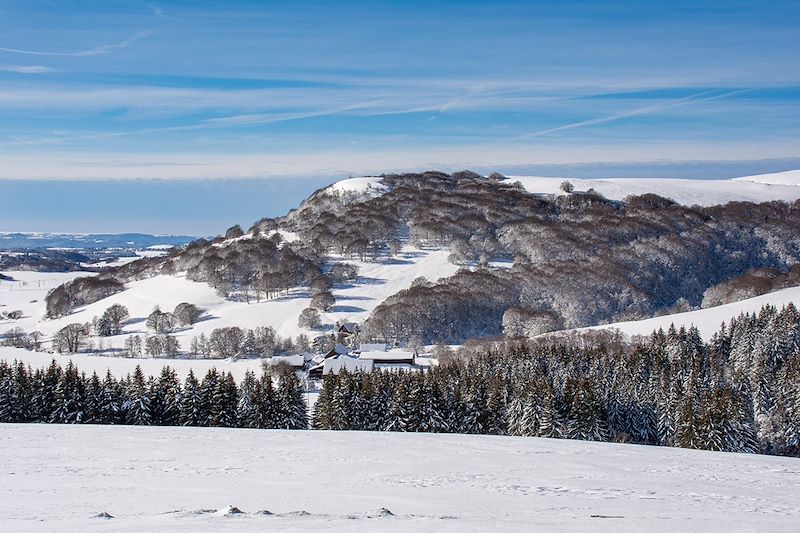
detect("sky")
[0,0,799,233]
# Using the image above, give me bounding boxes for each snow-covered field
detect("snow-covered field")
[0,345,265,381]
[582,285,800,340]
[732,169,800,186]
[1,424,798,532]
[512,169,800,206]
[0,247,458,351]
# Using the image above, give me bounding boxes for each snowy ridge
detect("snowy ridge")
[2,424,799,532]
[511,169,800,206]
[580,284,800,340]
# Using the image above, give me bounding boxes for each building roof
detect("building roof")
[323,355,373,375]
[337,322,359,333]
[358,349,414,362]
[324,343,351,359]
[358,343,387,353]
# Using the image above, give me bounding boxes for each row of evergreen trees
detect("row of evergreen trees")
[1,303,798,457]
[0,362,308,430]
[314,304,800,456]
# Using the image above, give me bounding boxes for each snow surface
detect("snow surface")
[0,246,457,362]
[581,285,800,340]
[0,345,265,381]
[1,424,798,532]
[732,169,800,186]
[324,176,388,199]
[512,170,800,206]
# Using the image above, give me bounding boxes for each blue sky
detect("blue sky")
[1,0,799,233]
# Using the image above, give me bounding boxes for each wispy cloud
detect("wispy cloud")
[0,30,153,57]
[520,89,753,139]
[149,3,164,17]
[0,99,397,150]
[0,65,56,74]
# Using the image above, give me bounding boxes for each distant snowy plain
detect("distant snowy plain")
[1,424,799,532]
[511,169,800,206]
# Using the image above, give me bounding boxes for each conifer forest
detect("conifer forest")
[3,303,799,457]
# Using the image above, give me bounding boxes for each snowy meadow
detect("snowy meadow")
[2,424,799,533]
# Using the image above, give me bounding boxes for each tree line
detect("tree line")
[0,362,308,430]
[2,302,798,457]
[317,303,800,456]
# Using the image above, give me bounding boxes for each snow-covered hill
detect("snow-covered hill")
[1,424,798,533]
[3,169,800,360]
[512,169,800,206]
[581,285,800,340]
[324,176,389,200]
[0,247,457,351]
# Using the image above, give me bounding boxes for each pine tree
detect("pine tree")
[237,371,259,428]
[11,361,33,422]
[126,365,152,426]
[311,374,334,430]
[154,367,181,426]
[99,370,121,424]
[519,389,541,437]
[278,371,308,430]
[460,383,487,435]
[675,396,699,449]
[180,370,204,426]
[0,362,15,422]
[199,368,220,427]
[83,372,103,424]
[256,373,278,429]
[565,378,608,442]
[486,377,508,435]
[417,372,447,433]
[387,373,415,432]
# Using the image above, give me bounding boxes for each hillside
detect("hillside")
[580,284,800,340]
[3,169,800,356]
[2,424,798,533]
[512,170,800,205]
[1,247,457,352]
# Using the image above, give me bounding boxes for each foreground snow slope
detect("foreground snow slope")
[1,424,798,533]
[582,285,800,340]
[513,169,800,206]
